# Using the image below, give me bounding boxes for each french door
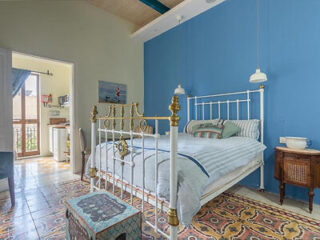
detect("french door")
[13,74,40,157]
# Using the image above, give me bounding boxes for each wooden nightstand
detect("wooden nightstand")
[274,146,320,213]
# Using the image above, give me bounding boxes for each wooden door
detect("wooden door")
[13,74,40,157]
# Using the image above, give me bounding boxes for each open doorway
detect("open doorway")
[12,52,75,174]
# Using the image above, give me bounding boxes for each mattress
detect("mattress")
[201,156,262,204]
[86,133,266,226]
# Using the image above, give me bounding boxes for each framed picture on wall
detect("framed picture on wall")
[98,81,127,104]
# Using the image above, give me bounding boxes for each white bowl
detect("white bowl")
[285,137,307,149]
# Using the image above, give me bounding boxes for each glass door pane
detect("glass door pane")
[13,124,22,154]
[25,123,38,152]
[13,89,22,121]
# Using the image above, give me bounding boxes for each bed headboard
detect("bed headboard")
[186,85,265,144]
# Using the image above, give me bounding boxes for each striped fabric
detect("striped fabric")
[184,119,220,134]
[190,135,265,176]
[224,119,260,140]
[193,129,221,139]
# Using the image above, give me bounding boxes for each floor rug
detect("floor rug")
[1,179,319,239]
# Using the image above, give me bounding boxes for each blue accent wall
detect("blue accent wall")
[144,0,320,204]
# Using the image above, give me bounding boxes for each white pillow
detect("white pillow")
[184,119,220,134]
[224,119,260,140]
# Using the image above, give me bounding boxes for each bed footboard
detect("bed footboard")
[90,95,181,240]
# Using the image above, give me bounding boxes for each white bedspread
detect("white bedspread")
[86,133,266,226]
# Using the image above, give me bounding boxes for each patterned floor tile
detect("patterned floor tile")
[34,211,66,238]
[1,157,320,239]
[31,207,62,220]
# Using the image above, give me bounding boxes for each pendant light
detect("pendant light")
[174,15,186,95]
[250,0,267,83]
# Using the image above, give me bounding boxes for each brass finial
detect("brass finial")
[169,95,180,127]
[91,105,98,123]
[259,84,265,89]
[167,208,179,226]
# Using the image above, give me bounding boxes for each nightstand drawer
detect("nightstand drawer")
[284,152,310,161]
[283,158,310,186]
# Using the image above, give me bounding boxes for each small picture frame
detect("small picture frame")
[98,81,127,104]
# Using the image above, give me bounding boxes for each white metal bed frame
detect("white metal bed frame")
[89,85,265,240]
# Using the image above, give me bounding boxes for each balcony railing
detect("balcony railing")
[13,124,38,154]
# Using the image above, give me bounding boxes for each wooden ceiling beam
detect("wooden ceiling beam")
[139,0,170,14]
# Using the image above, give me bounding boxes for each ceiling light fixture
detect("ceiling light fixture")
[174,15,186,95]
[250,0,267,83]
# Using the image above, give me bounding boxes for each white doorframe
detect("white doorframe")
[0,48,13,152]
[12,51,77,174]
[0,48,12,192]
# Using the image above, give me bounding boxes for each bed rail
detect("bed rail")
[90,95,180,240]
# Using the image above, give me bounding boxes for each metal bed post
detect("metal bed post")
[195,96,198,120]
[227,100,230,120]
[236,99,239,120]
[154,119,159,232]
[112,106,116,195]
[98,120,102,189]
[202,102,205,120]
[247,90,250,120]
[130,105,134,205]
[168,95,180,240]
[120,106,124,199]
[90,106,98,192]
[187,94,190,122]
[259,84,265,191]
[142,132,145,212]
[105,123,108,190]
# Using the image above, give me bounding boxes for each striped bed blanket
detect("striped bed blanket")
[87,133,266,226]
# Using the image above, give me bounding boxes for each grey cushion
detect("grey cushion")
[221,121,241,139]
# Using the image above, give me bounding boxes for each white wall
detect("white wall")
[0,0,144,173]
[13,53,71,156]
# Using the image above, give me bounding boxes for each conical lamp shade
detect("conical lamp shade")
[249,68,267,83]
[174,84,185,95]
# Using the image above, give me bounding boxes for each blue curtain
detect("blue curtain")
[12,68,31,97]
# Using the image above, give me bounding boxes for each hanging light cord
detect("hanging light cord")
[256,0,260,69]
[178,17,182,86]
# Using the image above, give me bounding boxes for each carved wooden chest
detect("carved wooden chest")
[65,192,141,240]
